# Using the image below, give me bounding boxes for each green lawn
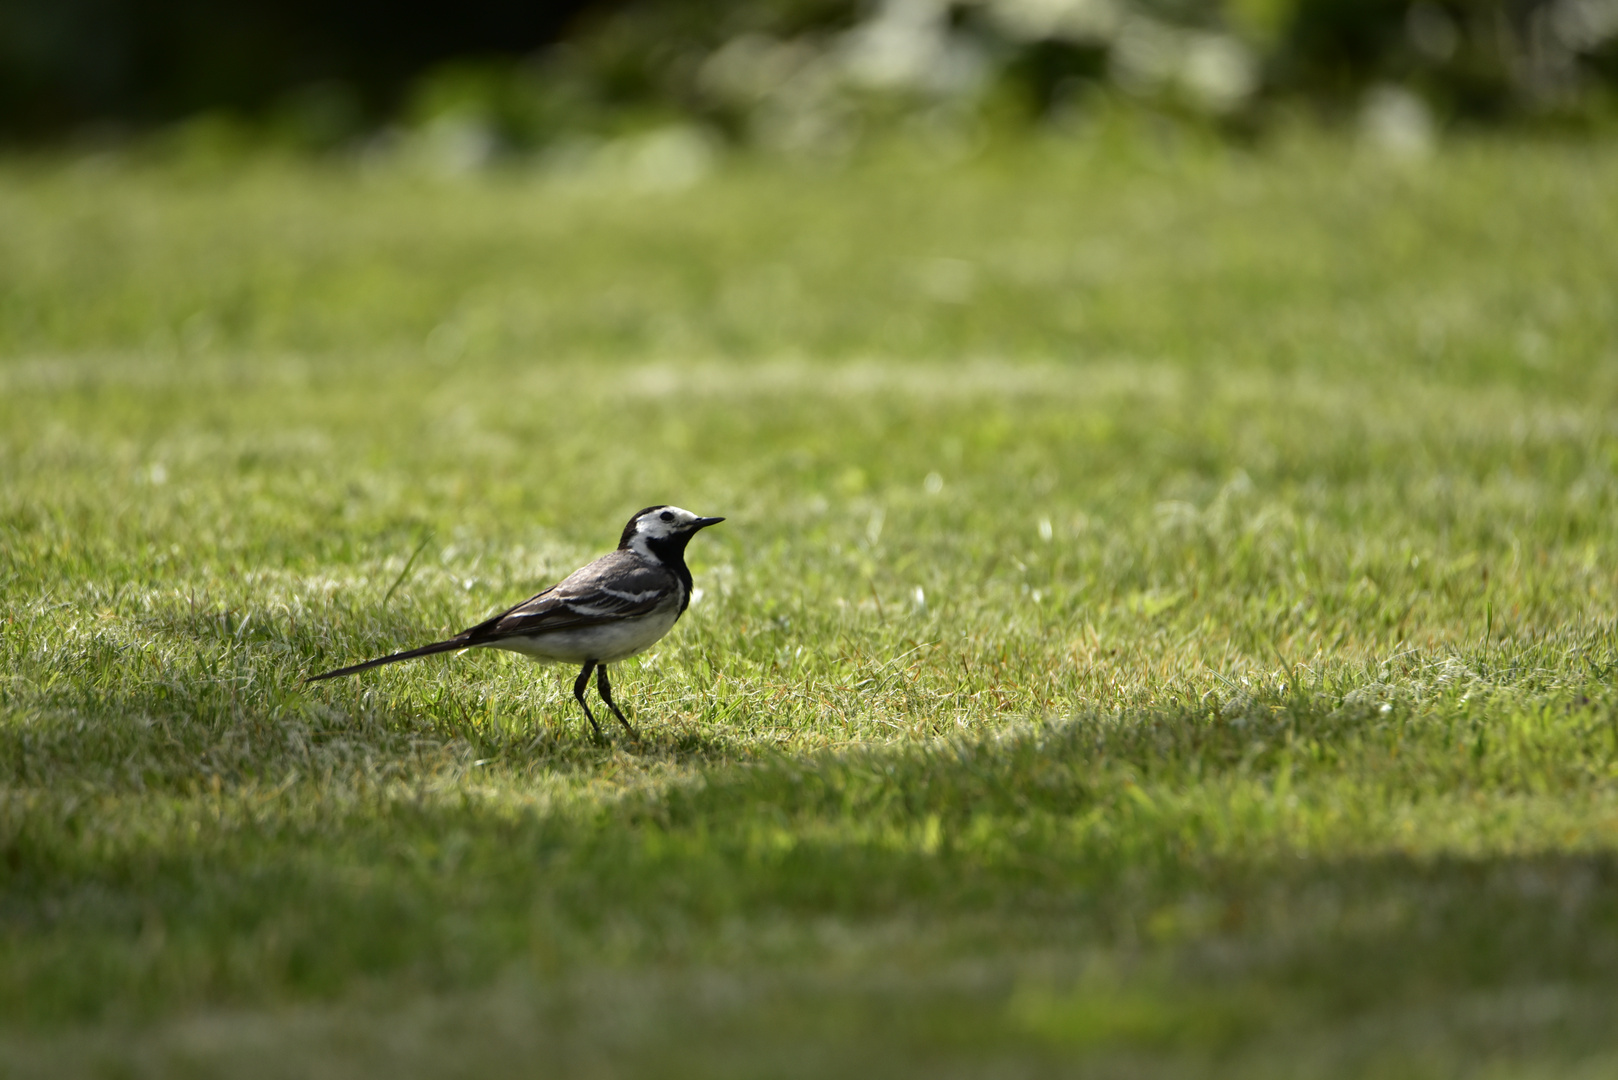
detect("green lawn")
[3,131,1618,1077]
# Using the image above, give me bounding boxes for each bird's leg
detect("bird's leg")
[595,664,640,739]
[573,660,604,740]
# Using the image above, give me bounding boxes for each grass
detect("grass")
[3,128,1618,1076]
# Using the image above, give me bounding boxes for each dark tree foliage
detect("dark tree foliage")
[0,0,1612,141]
[1278,0,1618,121]
[0,0,597,138]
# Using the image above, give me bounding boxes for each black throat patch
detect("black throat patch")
[643,533,696,612]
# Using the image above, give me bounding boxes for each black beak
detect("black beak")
[692,516,725,529]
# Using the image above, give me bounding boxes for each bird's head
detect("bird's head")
[620,505,724,558]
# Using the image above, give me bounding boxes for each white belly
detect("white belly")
[484,599,683,665]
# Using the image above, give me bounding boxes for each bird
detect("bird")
[306,505,724,740]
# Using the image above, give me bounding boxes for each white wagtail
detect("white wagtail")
[306,505,724,739]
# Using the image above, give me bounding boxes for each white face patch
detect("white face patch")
[635,505,703,542]
[623,505,720,561]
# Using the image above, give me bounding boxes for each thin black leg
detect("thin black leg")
[573,660,603,739]
[596,664,640,739]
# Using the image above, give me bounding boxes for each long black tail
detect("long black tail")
[305,636,471,683]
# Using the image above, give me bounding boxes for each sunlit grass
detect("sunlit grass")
[3,132,1618,1076]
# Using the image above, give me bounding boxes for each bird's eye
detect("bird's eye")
[660,511,674,522]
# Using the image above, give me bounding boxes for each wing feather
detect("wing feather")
[461,551,676,644]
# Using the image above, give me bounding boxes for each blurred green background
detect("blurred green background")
[5,3,1618,1079]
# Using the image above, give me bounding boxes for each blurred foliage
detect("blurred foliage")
[392,0,1618,164]
[0,0,591,142]
[1,0,1617,151]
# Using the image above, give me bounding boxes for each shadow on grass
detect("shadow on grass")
[8,637,1618,1030]
[5,761,1618,1045]
[6,652,1616,802]
[0,650,772,792]
[8,728,1618,1058]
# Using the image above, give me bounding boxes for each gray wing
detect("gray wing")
[462,550,675,643]
[304,552,673,682]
